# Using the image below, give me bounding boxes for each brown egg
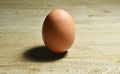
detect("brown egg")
[42,9,75,53]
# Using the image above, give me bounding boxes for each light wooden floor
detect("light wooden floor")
[0,0,120,74]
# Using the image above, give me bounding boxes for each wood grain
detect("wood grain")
[0,0,120,74]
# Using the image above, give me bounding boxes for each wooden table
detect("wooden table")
[0,0,120,74]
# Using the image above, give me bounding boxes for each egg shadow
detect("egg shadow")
[23,46,67,62]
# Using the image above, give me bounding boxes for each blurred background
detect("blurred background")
[0,0,120,74]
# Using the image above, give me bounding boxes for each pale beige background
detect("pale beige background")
[0,0,120,74]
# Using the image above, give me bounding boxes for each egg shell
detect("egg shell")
[42,9,75,53]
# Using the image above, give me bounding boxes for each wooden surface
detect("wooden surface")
[0,0,120,74]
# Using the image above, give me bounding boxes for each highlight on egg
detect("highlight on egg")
[42,9,75,53]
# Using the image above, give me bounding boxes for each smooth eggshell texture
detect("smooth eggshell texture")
[42,9,75,53]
